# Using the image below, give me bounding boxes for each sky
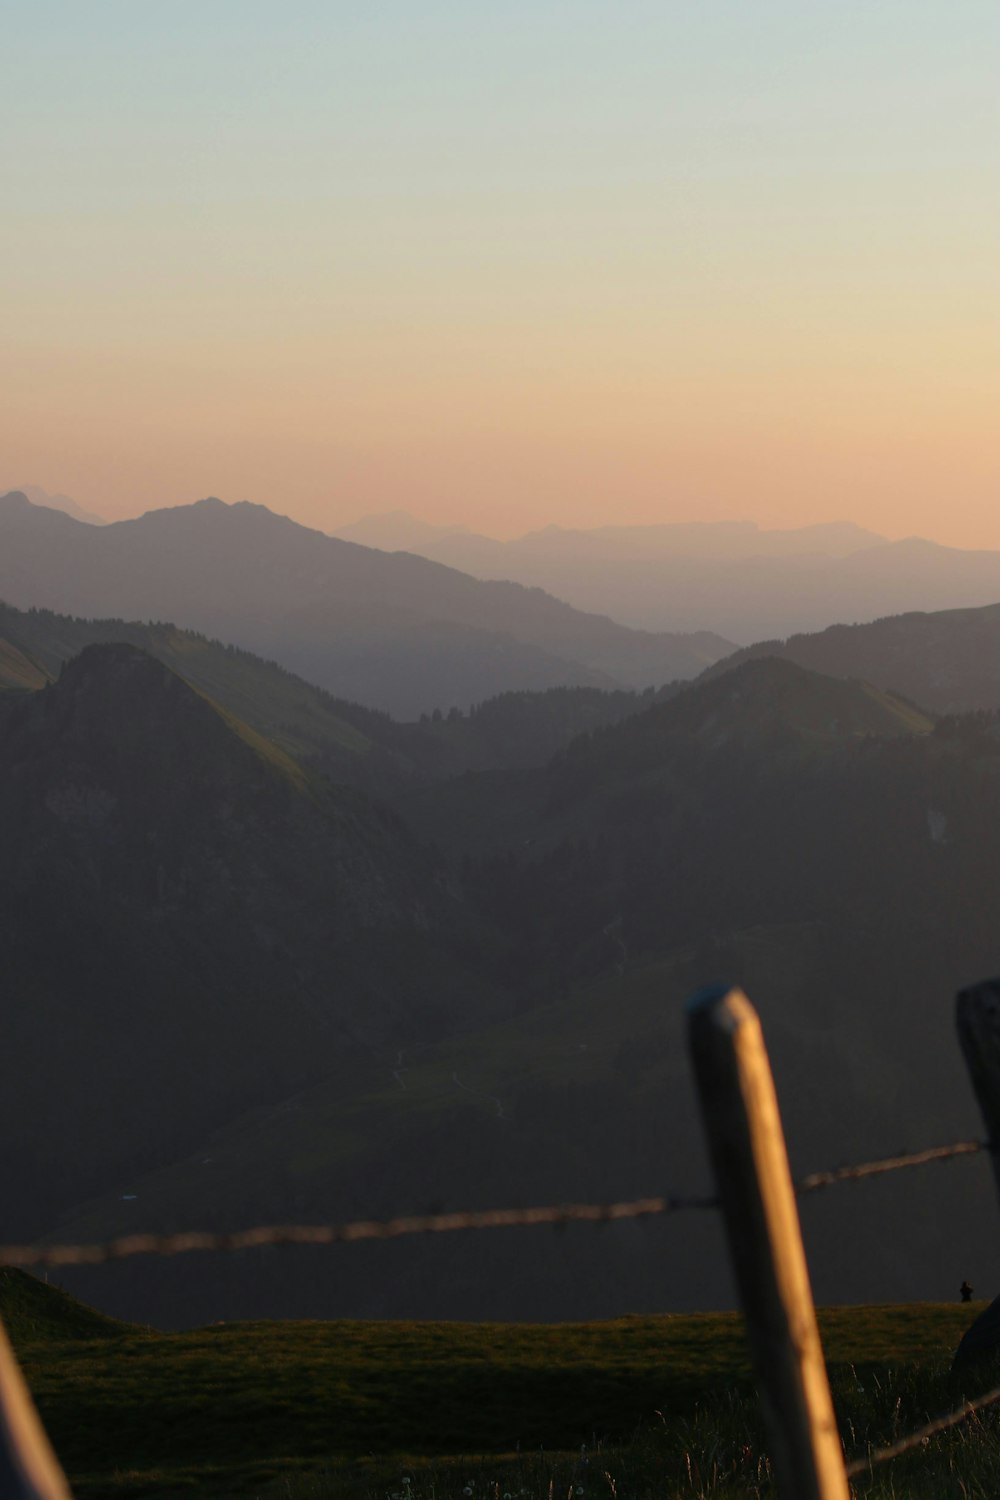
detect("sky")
[3,2,998,543]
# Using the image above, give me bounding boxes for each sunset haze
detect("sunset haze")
[5,2,998,541]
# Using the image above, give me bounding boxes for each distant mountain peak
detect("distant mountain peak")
[0,493,735,715]
[6,485,107,525]
[334,510,474,549]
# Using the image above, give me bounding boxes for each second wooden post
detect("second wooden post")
[687,984,849,1500]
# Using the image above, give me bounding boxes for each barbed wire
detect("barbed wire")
[796,1138,986,1195]
[0,1138,988,1269]
[845,1382,1000,1478]
[0,1194,717,1269]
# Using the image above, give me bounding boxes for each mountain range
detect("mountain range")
[0,492,732,717]
[334,510,1000,644]
[2,611,997,1327]
[0,600,685,791]
[701,603,1000,715]
[8,500,1000,1327]
[2,484,106,526]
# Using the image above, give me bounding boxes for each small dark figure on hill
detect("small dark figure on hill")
[961,1280,974,1303]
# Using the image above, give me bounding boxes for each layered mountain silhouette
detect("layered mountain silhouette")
[0,492,732,716]
[334,510,1000,643]
[4,483,106,525]
[0,600,680,786]
[700,601,1000,714]
[31,650,1000,1328]
[0,600,422,790]
[9,500,1000,1325]
[337,511,885,564]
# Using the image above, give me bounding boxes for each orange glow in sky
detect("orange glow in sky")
[4,3,998,547]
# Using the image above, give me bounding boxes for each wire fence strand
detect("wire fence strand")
[0,1138,988,1269]
[846,1383,1000,1478]
[0,1194,717,1269]
[796,1138,986,1195]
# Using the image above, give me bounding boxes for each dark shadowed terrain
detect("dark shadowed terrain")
[3,601,1000,1328]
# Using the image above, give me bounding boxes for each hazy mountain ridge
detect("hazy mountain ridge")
[0,492,733,715]
[10,548,1000,1322]
[4,484,107,526]
[698,602,1000,714]
[0,600,684,785]
[336,512,886,562]
[334,509,1000,642]
[0,600,409,782]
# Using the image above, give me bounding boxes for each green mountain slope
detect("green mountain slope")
[0,643,506,1239]
[701,601,1000,714]
[650,655,933,744]
[0,601,393,768]
[391,656,933,859]
[0,600,682,784]
[0,632,49,691]
[0,1269,135,1348]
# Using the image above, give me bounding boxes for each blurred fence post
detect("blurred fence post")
[0,1309,72,1499]
[687,985,850,1500]
[956,979,1000,1194]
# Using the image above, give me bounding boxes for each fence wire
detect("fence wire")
[0,1138,987,1269]
[796,1138,986,1195]
[0,1133,995,1499]
[0,1195,715,1269]
[846,1382,1000,1478]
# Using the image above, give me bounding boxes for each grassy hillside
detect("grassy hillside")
[0,1267,135,1345]
[0,602,679,786]
[0,601,391,771]
[657,655,934,744]
[5,1285,994,1498]
[391,656,935,860]
[701,600,1000,715]
[0,632,49,691]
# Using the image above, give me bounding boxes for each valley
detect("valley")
[4,557,1000,1330]
[7,13,995,1493]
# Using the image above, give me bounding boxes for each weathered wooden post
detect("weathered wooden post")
[956,979,1000,1191]
[0,1309,72,1499]
[687,985,850,1500]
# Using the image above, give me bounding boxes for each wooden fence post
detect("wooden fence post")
[687,985,850,1500]
[956,978,1000,1194]
[0,1310,72,1499]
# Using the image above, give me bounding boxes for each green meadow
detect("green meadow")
[4,1269,1000,1499]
